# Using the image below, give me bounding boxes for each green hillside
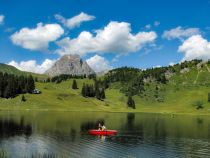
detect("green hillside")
[0,63,47,79]
[0,63,24,74]
[1,60,210,115]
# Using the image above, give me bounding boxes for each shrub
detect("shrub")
[21,95,26,102]
[192,100,204,110]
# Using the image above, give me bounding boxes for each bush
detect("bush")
[72,79,78,89]
[21,95,26,102]
[127,96,135,109]
[192,100,204,110]
[208,92,210,102]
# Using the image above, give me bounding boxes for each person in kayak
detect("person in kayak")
[102,124,106,131]
[98,123,102,130]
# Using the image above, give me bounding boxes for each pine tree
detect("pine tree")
[72,79,78,89]
[26,75,35,93]
[100,88,106,100]
[21,95,26,102]
[0,72,3,97]
[132,99,136,109]
[94,80,100,99]
[46,78,51,82]
[127,96,135,109]
[3,79,13,99]
[208,92,210,102]
[89,84,95,97]
[81,83,86,97]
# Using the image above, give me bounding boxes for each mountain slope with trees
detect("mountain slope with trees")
[1,60,210,114]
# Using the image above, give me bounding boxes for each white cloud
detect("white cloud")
[86,55,112,73]
[145,24,151,29]
[0,15,4,25]
[8,59,56,74]
[169,62,175,66]
[11,23,64,51]
[154,21,160,26]
[55,12,95,29]
[162,26,200,40]
[178,35,210,61]
[153,65,161,68]
[56,21,157,56]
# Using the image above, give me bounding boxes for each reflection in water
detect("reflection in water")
[0,112,209,158]
[80,119,104,132]
[124,113,144,137]
[98,135,106,142]
[0,117,32,138]
[70,128,76,142]
[197,118,203,125]
[126,113,135,130]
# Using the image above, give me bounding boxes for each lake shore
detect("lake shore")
[0,106,209,116]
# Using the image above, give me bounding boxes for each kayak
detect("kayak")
[88,130,117,136]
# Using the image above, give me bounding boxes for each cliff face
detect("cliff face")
[45,54,95,76]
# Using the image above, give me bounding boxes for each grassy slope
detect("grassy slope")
[0,63,47,79]
[0,79,133,112]
[133,64,210,114]
[0,77,209,114]
[1,63,210,114]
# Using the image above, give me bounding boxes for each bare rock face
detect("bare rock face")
[45,54,95,77]
[180,68,190,74]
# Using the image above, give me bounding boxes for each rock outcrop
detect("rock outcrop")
[45,54,95,77]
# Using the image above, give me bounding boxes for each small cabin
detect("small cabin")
[32,89,41,94]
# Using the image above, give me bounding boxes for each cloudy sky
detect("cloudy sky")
[0,0,210,73]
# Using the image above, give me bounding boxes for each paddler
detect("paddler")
[98,123,102,130]
[102,124,106,131]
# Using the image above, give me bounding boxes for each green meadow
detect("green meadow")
[0,77,209,115]
[1,61,210,115]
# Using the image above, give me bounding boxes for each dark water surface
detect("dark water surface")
[0,111,210,158]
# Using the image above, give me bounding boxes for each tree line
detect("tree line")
[103,65,172,97]
[81,79,106,100]
[0,72,35,98]
[48,74,96,83]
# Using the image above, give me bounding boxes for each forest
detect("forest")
[0,72,35,98]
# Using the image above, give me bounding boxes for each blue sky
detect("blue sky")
[1,0,210,73]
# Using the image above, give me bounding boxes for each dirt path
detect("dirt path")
[194,70,200,84]
[205,64,210,73]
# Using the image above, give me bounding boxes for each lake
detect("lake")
[0,111,209,158]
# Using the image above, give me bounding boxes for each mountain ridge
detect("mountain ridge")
[45,54,95,77]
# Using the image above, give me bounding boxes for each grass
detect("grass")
[0,77,210,115]
[1,62,210,115]
[0,63,48,80]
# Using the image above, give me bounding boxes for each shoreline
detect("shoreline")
[0,108,209,116]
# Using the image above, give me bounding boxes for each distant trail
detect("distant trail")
[194,70,200,84]
[205,64,210,73]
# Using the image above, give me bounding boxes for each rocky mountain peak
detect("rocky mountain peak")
[60,54,80,62]
[45,54,95,77]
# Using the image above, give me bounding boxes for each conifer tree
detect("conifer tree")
[26,75,35,93]
[21,95,26,102]
[208,92,210,102]
[72,79,78,89]
[81,83,86,97]
[127,96,135,109]
[100,88,106,100]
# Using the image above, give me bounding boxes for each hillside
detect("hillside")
[102,60,210,113]
[1,60,210,114]
[0,63,25,74]
[0,63,48,79]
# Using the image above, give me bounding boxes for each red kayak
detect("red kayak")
[88,130,117,136]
